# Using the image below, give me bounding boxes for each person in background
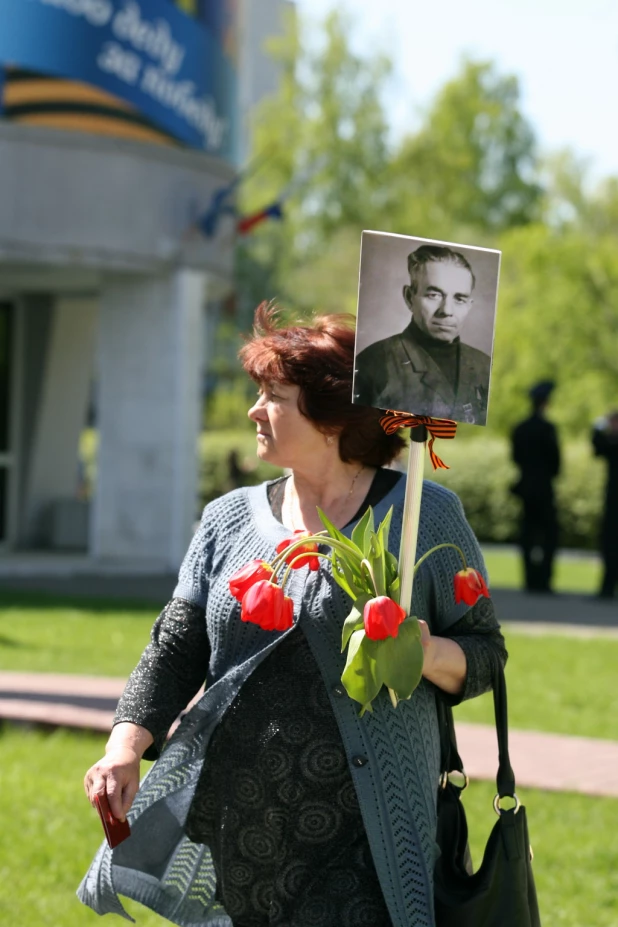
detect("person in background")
[511,381,561,593]
[591,410,618,599]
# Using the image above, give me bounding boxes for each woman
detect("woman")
[80,304,507,927]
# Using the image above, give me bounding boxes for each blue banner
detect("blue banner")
[0,0,236,159]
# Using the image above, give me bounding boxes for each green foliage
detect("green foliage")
[490,223,618,436]
[385,60,542,237]
[309,504,424,711]
[195,430,605,550]
[205,380,255,431]
[239,19,544,324]
[233,11,618,443]
[429,435,605,549]
[198,430,282,507]
[238,10,391,319]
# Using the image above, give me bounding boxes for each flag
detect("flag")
[196,181,238,238]
[237,202,284,235]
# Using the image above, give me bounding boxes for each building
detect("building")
[0,0,289,575]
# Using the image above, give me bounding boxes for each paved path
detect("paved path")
[2,666,617,800]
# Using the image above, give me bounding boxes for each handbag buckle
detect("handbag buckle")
[440,770,469,791]
[493,792,521,816]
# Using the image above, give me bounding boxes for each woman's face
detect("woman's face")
[247,382,329,469]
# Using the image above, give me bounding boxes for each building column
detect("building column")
[19,295,97,547]
[92,269,205,569]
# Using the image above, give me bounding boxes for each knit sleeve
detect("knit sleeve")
[172,503,217,607]
[419,483,490,635]
[113,598,210,759]
[437,596,508,705]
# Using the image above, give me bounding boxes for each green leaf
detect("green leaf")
[368,532,386,597]
[387,573,401,606]
[362,506,375,552]
[331,554,356,598]
[385,551,401,605]
[317,508,365,567]
[360,559,377,596]
[341,594,371,650]
[351,506,373,554]
[385,550,399,581]
[375,617,424,700]
[317,507,351,546]
[334,554,367,599]
[376,506,393,554]
[341,629,383,709]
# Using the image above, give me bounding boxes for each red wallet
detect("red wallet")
[94,792,131,849]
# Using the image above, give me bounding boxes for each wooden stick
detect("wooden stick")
[398,426,427,614]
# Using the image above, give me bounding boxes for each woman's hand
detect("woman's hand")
[418,620,467,696]
[83,722,153,822]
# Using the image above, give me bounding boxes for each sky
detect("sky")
[295,0,618,183]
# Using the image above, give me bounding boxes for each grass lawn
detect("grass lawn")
[482,546,602,593]
[0,595,157,678]
[0,725,616,927]
[461,779,618,927]
[2,592,617,742]
[454,631,618,741]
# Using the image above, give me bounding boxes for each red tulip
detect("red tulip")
[453,568,490,606]
[276,530,320,571]
[228,559,275,602]
[240,580,294,631]
[363,596,407,641]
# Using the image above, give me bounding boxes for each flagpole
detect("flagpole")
[398,426,427,615]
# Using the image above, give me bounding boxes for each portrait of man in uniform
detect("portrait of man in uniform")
[353,233,500,425]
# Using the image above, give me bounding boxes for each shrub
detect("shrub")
[198,430,282,508]
[430,436,605,550]
[82,428,607,550]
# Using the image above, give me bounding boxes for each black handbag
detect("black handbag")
[434,653,541,927]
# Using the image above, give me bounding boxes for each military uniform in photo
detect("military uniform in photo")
[354,320,490,424]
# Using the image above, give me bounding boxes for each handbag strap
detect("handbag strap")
[437,650,516,799]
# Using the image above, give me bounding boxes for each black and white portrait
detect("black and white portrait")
[353,231,501,426]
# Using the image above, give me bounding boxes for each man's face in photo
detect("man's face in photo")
[403,260,474,343]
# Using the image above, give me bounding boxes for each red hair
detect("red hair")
[239,302,405,467]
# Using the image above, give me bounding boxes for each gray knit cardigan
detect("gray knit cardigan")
[78,478,494,927]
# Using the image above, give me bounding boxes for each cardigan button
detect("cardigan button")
[351,755,368,768]
[332,684,345,698]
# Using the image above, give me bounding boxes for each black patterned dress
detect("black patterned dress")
[185,473,400,927]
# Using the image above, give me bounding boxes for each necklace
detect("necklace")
[284,464,365,531]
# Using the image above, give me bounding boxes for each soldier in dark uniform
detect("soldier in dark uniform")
[353,245,491,424]
[511,381,561,593]
[592,410,618,599]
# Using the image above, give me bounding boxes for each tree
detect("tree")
[489,222,618,435]
[238,10,392,316]
[384,60,542,240]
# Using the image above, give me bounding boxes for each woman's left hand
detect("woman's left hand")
[418,620,467,695]
[418,620,435,674]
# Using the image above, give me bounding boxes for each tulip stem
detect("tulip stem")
[279,552,333,590]
[412,542,467,577]
[270,531,329,572]
[271,533,366,575]
[387,687,399,709]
